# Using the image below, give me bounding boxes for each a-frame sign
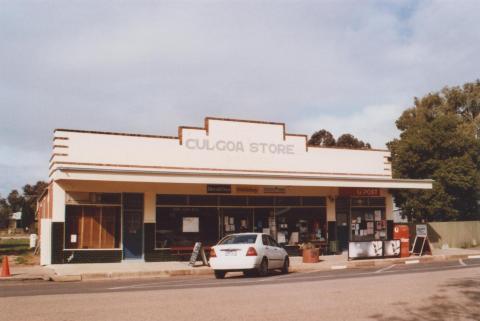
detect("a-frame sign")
[411,224,432,256]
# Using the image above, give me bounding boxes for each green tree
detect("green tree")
[308,129,336,147]
[389,80,480,222]
[21,181,48,229]
[7,190,24,213]
[0,196,11,229]
[308,130,371,149]
[336,134,371,149]
[0,181,48,230]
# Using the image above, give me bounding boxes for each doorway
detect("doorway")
[123,193,144,260]
[335,197,350,251]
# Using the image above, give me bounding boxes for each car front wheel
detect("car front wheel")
[214,270,226,279]
[281,257,289,274]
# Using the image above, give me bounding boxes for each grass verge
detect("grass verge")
[0,238,35,264]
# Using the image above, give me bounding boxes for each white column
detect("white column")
[51,182,66,222]
[327,196,336,221]
[144,192,156,223]
[40,219,52,265]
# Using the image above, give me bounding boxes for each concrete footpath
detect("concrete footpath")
[1,247,480,282]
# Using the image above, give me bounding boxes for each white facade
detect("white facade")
[50,117,431,189]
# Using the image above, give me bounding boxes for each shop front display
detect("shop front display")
[343,196,401,260]
[64,192,122,250]
[349,197,387,242]
[154,194,326,256]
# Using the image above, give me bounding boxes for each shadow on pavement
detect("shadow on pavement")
[224,270,288,279]
[369,277,480,321]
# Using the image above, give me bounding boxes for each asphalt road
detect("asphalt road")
[1,258,480,297]
[2,258,480,321]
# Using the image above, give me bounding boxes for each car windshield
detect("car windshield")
[218,234,257,245]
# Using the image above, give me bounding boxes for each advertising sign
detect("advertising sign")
[339,188,380,197]
[263,186,287,194]
[383,240,401,257]
[182,217,199,233]
[348,241,383,259]
[207,184,231,194]
[184,138,295,155]
[416,224,428,237]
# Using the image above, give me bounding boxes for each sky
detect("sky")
[0,0,479,196]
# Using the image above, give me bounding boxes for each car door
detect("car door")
[261,234,275,264]
[267,236,284,268]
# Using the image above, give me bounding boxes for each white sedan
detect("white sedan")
[209,233,289,279]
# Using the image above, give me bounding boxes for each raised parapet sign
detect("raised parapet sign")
[189,242,208,266]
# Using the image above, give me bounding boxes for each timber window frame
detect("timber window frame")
[64,204,121,250]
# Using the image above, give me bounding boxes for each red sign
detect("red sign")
[339,188,380,197]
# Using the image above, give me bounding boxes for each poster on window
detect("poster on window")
[183,217,199,233]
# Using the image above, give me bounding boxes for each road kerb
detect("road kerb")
[50,275,82,282]
[0,275,47,282]
[44,252,480,282]
[75,268,213,281]
[405,260,420,265]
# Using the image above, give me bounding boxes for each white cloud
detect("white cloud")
[293,104,405,149]
[0,0,479,194]
[0,146,47,196]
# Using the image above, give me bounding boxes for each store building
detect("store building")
[37,117,432,265]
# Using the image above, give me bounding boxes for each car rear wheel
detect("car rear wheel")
[258,257,269,277]
[214,270,226,279]
[243,269,256,277]
[281,257,289,274]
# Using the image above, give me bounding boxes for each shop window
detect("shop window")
[252,208,274,234]
[351,197,386,207]
[65,205,121,249]
[219,196,248,206]
[189,195,218,206]
[350,209,387,242]
[275,207,327,245]
[98,193,121,205]
[275,196,301,206]
[123,193,143,210]
[155,207,219,249]
[66,192,121,205]
[222,208,254,235]
[351,198,368,207]
[156,194,188,206]
[368,197,386,207]
[302,197,326,206]
[248,196,274,206]
[335,197,350,211]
